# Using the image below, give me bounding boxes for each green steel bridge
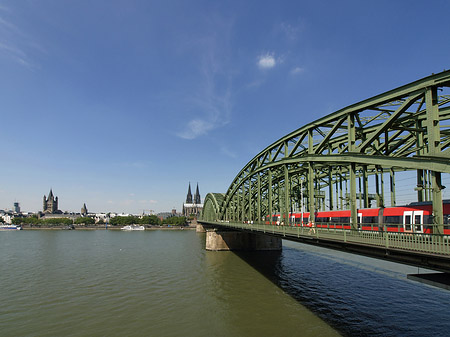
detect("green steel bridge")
[199,70,450,273]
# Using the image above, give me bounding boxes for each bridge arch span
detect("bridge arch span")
[202,70,450,232]
[202,193,225,221]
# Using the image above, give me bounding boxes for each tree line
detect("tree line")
[109,215,187,226]
[11,215,187,226]
[12,216,74,226]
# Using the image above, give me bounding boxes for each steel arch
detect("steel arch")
[202,70,450,233]
[202,193,225,221]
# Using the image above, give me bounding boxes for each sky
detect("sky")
[1,0,450,214]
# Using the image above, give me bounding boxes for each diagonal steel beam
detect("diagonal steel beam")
[359,93,423,152]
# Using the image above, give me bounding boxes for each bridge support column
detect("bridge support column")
[196,224,207,233]
[205,230,282,251]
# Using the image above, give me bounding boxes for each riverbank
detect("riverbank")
[21,224,197,230]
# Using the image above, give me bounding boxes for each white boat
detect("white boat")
[0,224,22,231]
[121,225,145,231]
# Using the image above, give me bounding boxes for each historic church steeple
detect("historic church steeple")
[43,189,59,214]
[194,183,201,204]
[186,183,193,204]
[81,203,88,215]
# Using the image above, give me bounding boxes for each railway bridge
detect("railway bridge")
[199,70,450,281]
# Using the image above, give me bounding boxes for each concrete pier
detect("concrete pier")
[205,230,282,251]
[196,224,207,233]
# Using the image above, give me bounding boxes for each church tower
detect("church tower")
[186,183,193,204]
[194,183,201,204]
[43,189,59,214]
[81,203,88,216]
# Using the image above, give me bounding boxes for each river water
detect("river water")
[1,230,450,337]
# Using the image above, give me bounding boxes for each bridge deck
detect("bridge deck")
[199,220,450,273]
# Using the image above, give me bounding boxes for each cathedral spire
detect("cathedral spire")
[194,183,201,204]
[186,182,193,204]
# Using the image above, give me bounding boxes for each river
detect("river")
[1,230,450,336]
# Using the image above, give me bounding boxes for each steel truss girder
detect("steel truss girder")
[202,71,450,229]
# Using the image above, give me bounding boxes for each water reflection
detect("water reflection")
[234,241,450,337]
[204,247,339,337]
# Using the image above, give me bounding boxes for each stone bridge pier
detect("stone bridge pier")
[196,221,281,251]
[205,230,282,251]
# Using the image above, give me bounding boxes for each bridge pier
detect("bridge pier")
[205,230,282,251]
[196,224,207,233]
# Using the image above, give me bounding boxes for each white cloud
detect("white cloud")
[258,53,276,69]
[177,119,215,140]
[291,67,304,75]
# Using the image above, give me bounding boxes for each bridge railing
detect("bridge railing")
[204,221,450,255]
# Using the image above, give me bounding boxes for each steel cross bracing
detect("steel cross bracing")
[201,70,450,235]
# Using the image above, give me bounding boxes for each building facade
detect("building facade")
[182,183,203,217]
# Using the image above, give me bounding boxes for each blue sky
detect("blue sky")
[1,0,450,214]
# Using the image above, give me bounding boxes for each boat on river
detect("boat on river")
[0,224,22,231]
[121,225,145,231]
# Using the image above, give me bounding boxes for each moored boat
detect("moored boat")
[121,225,145,231]
[0,224,22,231]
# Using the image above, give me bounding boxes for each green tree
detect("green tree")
[162,216,187,226]
[74,217,95,225]
[41,218,73,226]
[109,216,142,226]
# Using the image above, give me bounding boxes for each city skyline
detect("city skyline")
[1,1,450,213]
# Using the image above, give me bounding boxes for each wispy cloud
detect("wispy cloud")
[290,66,305,75]
[0,6,43,69]
[220,145,237,159]
[177,16,233,140]
[278,22,303,41]
[178,119,215,140]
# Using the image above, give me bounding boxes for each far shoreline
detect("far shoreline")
[20,224,197,231]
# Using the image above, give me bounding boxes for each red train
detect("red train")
[265,200,450,234]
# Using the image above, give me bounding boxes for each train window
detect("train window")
[405,215,411,224]
[362,216,376,224]
[384,216,402,224]
[414,215,422,224]
[315,217,329,223]
[330,217,350,223]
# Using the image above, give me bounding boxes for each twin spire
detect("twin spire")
[186,182,201,204]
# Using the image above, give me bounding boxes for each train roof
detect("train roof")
[407,199,450,206]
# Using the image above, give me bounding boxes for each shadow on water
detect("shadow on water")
[232,243,450,337]
[232,249,357,336]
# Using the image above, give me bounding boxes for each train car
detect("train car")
[265,200,450,234]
